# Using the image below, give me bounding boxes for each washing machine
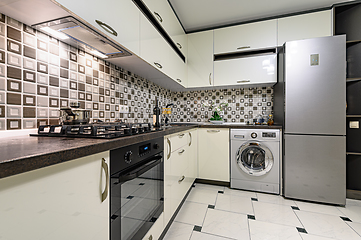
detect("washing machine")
[230,129,281,194]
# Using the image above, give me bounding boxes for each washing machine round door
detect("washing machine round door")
[236,142,274,176]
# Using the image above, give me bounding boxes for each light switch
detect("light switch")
[350,121,359,129]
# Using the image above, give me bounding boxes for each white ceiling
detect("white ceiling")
[168,0,354,33]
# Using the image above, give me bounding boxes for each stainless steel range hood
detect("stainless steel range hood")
[33,16,131,59]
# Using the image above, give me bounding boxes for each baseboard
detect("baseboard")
[347,189,361,200]
[195,178,230,187]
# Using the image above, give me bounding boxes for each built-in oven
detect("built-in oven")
[110,137,164,240]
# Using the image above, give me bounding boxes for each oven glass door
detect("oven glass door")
[110,153,164,240]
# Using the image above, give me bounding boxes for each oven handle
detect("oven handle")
[118,155,163,183]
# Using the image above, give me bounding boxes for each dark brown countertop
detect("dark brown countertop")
[0,125,196,179]
[172,122,282,129]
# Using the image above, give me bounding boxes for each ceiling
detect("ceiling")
[168,0,355,33]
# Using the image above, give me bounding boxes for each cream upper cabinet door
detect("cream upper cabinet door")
[55,0,140,55]
[0,151,110,240]
[198,128,230,182]
[187,30,214,88]
[140,14,169,74]
[214,54,277,87]
[214,20,277,54]
[278,10,332,45]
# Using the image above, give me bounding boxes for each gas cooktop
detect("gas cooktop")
[30,122,162,139]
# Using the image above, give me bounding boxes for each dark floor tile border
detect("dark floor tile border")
[297,227,307,234]
[340,216,352,222]
[193,225,202,232]
[247,215,256,220]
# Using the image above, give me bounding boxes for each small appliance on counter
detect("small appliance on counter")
[59,102,91,125]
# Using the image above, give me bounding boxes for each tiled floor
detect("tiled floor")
[163,183,361,240]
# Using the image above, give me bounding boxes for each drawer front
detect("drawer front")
[169,131,188,153]
[170,168,190,216]
[170,145,188,177]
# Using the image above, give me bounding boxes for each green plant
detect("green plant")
[203,101,228,121]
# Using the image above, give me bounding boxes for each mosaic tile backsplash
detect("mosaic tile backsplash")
[0,13,273,130]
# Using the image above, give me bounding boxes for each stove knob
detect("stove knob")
[251,132,257,139]
[124,151,133,164]
[153,143,160,149]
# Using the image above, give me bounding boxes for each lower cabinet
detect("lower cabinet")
[0,151,110,240]
[198,128,230,182]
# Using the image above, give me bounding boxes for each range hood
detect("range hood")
[33,16,131,59]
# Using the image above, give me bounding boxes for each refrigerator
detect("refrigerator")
[274,35,346,205]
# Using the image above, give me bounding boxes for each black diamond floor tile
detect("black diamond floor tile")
[340,216,352,222]
[297,227,307,234]
[193,225,202,232]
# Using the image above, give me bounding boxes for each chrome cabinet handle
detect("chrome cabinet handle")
[154,12,163,22]
[176,79,182,83]
[189,132,192,146]
[178,175,185,183]
[95,20,118,37]
[179,133,185,138]
[179,149,185,154]
[154,62,163,69]
[101,158,109,202]
[237,80,250,83]
[167,138,171,160]
[209,73,212,85]
[148,234,153,240]
[237,46,250,50]
[176,42,182,49]
[207,129,220,133]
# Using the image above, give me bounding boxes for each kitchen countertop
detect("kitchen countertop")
[0,123,282,179]
[0,125,196,179]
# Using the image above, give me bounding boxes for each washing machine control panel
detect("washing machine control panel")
[262,132,276,138]
[251,132,257,138]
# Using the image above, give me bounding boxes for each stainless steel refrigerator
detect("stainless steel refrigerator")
[275,35,346,205]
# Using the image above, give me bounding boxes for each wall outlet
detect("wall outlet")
[119,105,129,113]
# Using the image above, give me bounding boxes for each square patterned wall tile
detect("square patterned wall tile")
[0,13,274,130]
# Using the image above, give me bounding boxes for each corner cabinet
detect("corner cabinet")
[187,30,214,88]
[0,151,110,240]
[198,128,229,182]
[277,10,332,45]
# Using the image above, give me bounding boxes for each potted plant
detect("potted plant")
[203,101,228,124]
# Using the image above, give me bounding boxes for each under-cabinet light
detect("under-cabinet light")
[41,27,69,40]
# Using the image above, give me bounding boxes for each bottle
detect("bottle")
[153,97,161,128]
[267,114,274,126]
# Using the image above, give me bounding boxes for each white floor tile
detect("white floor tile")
[202,209,249,240]
[249,220,302,240]
[347,221,361,237]
[295,210,361,240]
[175,201,208,226]
[294,200,344,216]
[163,222,194,240]
[186,188,218,205]
[253,201,302,227]
[256,192,296,206]
[224,187,257,198]
[338,204,361,223]
[215,194,254,215]
[190,231,235,240]
[194,183,225,192]
[300,233,337,240]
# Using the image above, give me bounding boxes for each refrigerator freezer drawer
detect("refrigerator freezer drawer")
[284,134,346,205]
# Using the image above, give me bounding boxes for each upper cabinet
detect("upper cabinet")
[278,10,332,45]
[55,0,140,55]
[142,0,187,58]
[214,20,277,54]
[187,30,214,88]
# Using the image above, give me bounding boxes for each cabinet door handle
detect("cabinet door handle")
[101,158,109,202]
[179,133,185,137]
[176,42,182,49]
[189,132,192,146]
[154,12,163,22]
[207,129,220,133]
[237,80,250,83]
[167,138,171,160]
[209,73,212,85]
[179,149,185,154]
[95,20,118,37]
[154,62,163,69]
[178,175,185,183]
[148,234,153,240]
[237,46,250,50]
[176,79,182,83]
